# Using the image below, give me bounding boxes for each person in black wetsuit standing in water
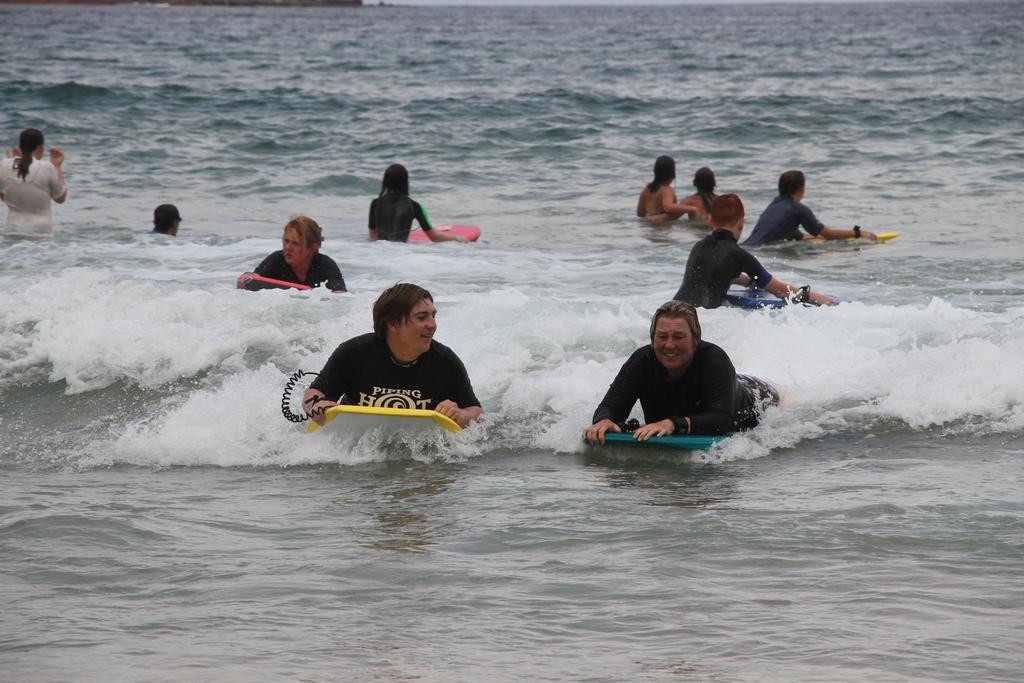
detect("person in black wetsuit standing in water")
[368,163,463,243]
[674,194,837,308]
[582,300,779,445]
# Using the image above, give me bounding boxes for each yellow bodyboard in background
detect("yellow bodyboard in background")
[806,231,900,243]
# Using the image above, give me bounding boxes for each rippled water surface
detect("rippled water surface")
[2,2,1023,681]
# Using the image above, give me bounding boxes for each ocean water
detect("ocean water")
[2,1,1023,680]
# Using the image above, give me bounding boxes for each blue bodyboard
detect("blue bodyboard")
[725,287,787,309]
[724,287,843,309]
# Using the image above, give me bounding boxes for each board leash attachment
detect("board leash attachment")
[617,418,641,433]
[281,370,320,423]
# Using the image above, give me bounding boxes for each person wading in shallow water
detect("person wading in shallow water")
[369,163,465,243]
[677,166,718,226]
[0,128,68,237]
[636,155,703,223]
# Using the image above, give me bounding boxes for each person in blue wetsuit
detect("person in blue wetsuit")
[674,194,836,307]
[237,215,347,292]
[303,283,482,428]
[743,170,878,246]
[368,164,463,243]
[582,301,779,445]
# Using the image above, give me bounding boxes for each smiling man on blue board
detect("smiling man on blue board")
[302,283,482,428]
[583,301,778,445]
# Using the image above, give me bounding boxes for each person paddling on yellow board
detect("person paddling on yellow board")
[237,215,347,292]
[743,170,878,246]
[583,301,778,445]
[302,283,482,428]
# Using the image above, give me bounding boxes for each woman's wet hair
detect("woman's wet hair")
[710,193,744,227]
[373,283,433,339]
[16,128,44,181]
[647,155,676,193]
[284,214,323,247]
[778,170,806,198]
[649,300,701,345]
[380,163,410,197]
[692,166,717,213]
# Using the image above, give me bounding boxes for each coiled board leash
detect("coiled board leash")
[281,370,319,423]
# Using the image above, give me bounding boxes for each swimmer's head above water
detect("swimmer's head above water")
[778,169,806,199]
[647,155,676,193]
[380,163,410,197]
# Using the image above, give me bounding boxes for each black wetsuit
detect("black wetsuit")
[674,230,774,308]
[368,194,433,242]
[309,333,480,411]
[743,196,825,246]
[591,342,779,435]
[246,251,347,291]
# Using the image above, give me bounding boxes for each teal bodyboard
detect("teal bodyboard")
[593,432,726,451]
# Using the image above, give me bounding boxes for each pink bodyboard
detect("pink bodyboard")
[407,224,481,243]
[245,274,312,291]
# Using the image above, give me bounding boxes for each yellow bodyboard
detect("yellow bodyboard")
[806,231,899,243]
[307,404,462,434]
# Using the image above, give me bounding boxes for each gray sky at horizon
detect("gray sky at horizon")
[390,0,940,6]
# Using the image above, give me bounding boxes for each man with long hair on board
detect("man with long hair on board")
[237,215,347,292]
[743,170,877,246]
[674,194,836,307]
[583,301,778,445]
[302,283,482,428]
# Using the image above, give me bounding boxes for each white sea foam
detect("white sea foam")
[12,284,1011,471]
[3,233,1022,468]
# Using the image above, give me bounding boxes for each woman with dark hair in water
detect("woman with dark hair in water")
[636,155,702,223]
[0,128,68,237]
[679,166,718,226]
[368,163,462,243]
